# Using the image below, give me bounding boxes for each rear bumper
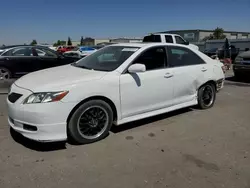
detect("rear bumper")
[216,78,224,91]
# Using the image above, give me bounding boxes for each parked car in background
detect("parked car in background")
[63,46,100,58]
[217,45,240,61]
[143,33,199,50]
[7,43,224,144]
[0,45,80,80]
[57,46,75,53]
[204,48,218,57]
[233,50,250,78]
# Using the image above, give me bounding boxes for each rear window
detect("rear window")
[143,35,161,42]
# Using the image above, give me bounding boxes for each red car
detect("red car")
[57,46,75,53]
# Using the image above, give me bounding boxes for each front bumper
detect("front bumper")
[233,64,250,74]
[7,84,76,142]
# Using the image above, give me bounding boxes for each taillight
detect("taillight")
[221,65,226,73]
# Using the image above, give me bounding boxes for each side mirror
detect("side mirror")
[128,64,146,73]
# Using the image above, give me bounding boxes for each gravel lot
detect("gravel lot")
[0,75,250,188]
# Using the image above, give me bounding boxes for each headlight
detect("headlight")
[235,57,243,63]
[23,91,68,104]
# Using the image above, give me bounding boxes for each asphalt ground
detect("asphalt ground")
[0,72,250,188]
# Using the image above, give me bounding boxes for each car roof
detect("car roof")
[0,45,31,49]
[0,45,51,49]
[110,42,194,49]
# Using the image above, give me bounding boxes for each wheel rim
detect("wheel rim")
[0,69,10,81]
[77,106,108,140]
[202,85,214,107]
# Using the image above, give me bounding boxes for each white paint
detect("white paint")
[7,43,225,142]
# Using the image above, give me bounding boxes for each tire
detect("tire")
[0,67,12,81]
[68,100,113,144]
[197,83,216,109]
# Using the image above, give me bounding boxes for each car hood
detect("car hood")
[189,44,199,51]
[238,51,250,58]
[14,65,107,92]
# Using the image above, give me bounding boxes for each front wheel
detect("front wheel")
[197,83,216,109]
[0,67,11,81]
[68,100,113,144]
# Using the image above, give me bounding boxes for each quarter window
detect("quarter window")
[133,47,166,71]
[167,46,205,67]
[35,47,57,57]
[142,35,161,42]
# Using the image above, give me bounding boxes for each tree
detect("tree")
[53,40,66,46]
[30,40,37,45]
[67,37,72,46]
[80,36,84,46]
[202,27,226,41]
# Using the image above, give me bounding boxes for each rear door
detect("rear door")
[34,47,62,70]
[166,46,210,105]
[0,46,39,77]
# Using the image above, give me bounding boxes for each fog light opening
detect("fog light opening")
[23,124,37,131]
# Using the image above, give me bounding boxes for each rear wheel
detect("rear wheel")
[68,100,113,144]
[0,67,11,81]
[197,83,216,109]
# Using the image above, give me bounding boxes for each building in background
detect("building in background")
[110,37,142,43]
[94,39,110,45]
[156,29,250,42]
[61,37,142,46]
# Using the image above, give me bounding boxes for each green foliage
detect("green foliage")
[80,36,84,46]
[53,40,66,46]
[30,40,37,45]
[202,27,226,41]
[67,37,72,46]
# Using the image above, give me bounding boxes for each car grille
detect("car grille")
[8,93,22,103]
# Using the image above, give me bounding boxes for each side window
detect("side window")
[167,46,205,67]
[165,35,173,43]
[35,48,57,57]
[175,36,186,44]
[142,35,161,42]
[133,47,166,71]
[2,47,32,56]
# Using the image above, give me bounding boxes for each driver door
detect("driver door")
[120,46,174,118]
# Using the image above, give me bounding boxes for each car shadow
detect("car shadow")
[10,128,66,152]
[111,107,193,133]
[225,76,250,86]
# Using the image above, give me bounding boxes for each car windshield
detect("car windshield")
[0,50,5,55]
[72,46,139,71]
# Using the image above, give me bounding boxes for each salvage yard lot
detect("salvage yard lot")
[0,78,250,188]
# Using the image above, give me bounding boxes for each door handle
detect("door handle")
[5,57,9,61]
[201,67,207,72]
[164,73,173,78]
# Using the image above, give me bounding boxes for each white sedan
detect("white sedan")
[7,43,225,144]
[63,46,98,58]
